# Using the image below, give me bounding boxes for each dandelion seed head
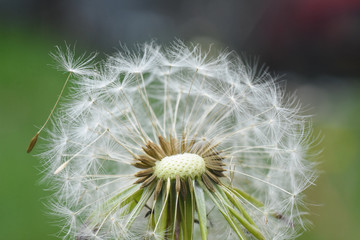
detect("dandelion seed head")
[33,41,318,240]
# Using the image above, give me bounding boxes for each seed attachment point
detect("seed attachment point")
[154,153,206,180]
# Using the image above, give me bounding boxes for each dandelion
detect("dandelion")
[29,41,317,239]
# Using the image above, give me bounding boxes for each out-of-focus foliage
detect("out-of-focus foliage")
[0,28,65,240]
[300,85,360,240]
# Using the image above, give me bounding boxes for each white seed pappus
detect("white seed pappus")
[35,42,318,240]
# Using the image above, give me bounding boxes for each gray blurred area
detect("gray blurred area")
[1,0,360,77]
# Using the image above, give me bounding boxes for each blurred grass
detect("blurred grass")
[0,28,64,240]
[299,85,360,240]
[1,27,360,239]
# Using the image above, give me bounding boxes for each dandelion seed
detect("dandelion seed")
[32,42,317,239]
[27,45,97,153]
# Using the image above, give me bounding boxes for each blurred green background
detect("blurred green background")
[1,1,360,239]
